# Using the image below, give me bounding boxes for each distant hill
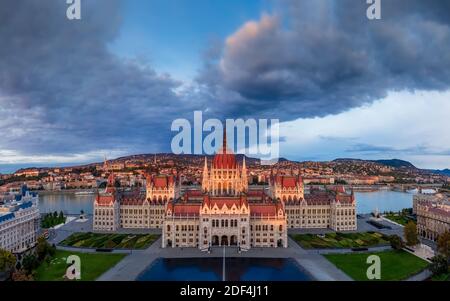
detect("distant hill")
[429,169,450,176]
[332,158,450,177]
[373,159,417,169]
[334,158,417,169]
[333,158,366,163]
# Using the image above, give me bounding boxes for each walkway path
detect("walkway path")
[287,237,352,281]
[97,237,162,281]
[315,245,391,255]
[406,269,432,281]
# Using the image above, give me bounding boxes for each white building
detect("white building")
[0,186,40,253]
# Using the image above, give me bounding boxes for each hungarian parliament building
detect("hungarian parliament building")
[93,133,357,249]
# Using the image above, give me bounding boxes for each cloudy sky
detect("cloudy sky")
[1,0,450,173]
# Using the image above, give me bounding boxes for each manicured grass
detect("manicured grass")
[34,250,126,281]
[324,250,429,281]
[291,232,390,249]
[60,232,160,249]
[384,214,411,226]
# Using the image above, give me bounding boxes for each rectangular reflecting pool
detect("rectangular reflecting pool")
[136,257,313,281]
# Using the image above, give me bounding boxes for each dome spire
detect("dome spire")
[222,125,227,154]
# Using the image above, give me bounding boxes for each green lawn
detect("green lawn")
[291,232,390,249]
[384,214,411,226]
[59,232,159,249]
[324,250,429,281]
[34,250,126,281]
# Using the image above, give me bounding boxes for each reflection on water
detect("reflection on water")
[136,257,313,281]
[38,192,94,215]
[356,189,424,214]
[37,189,428,216]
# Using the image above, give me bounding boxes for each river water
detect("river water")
[38,189,427,215]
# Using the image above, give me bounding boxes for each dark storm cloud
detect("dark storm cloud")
[2,0,450,160]
[198,0,450,119]
[0,0,202,158]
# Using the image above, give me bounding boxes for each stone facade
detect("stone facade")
[93,173,120,232]
[271,173,356,231]
[414,193,450,241]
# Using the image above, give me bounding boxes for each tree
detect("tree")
[389,235,404,250]
[404,221,419,246]
[437,231,450,260]
[429,255,449,276]
[0,249,16,273]
[22,254,39,274]
[36,237,54,261]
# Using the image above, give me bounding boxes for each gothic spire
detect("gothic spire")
[222,125,227,154]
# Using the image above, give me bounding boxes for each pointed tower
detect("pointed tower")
[105,171,116,194]
[241,156,248,192]
[103,155,109,171]
[202,157,209,192]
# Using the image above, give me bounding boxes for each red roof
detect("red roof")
[335,193,355,205]
[169,203,201,216]
[304,193,333,205]
[282,177,296,188]
[273,175,302,188]
[213,153,237,169]
[96,195,115,206]
[250,203,281,217]
[147,174,175,188]
[209,197,245,209]
[154,177,168,188]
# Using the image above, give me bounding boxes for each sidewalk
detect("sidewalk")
[406,269,432,281]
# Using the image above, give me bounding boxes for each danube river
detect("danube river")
[37,189,425,215]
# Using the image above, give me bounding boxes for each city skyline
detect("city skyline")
[1,0,450,170]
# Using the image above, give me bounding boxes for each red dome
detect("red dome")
[213,153,237,169]
[212,126,237,169]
